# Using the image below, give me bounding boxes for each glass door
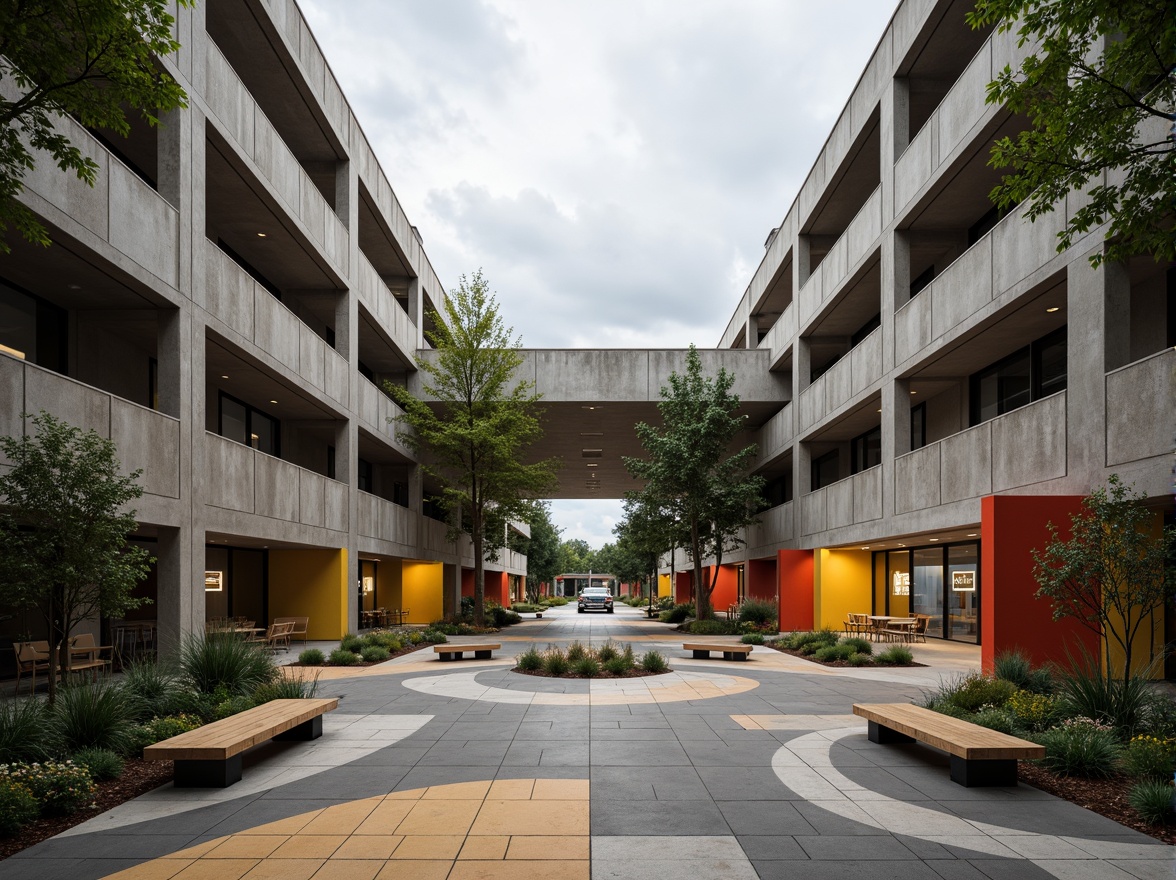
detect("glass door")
[947,544,979,643]
[912,547,944,640]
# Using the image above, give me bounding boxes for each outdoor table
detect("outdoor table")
[866,616,900,641]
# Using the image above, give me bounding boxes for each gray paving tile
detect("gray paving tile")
[967,859,1096,879]
[734,835,810,860]
[715,800,818,836]
[0,859,87,880]
[592,799,729,836]
[752,859,945,879]
[797,835,924,860]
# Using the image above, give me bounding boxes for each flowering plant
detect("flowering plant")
[0,761,96,815]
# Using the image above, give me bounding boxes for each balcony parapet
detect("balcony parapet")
[1105,349,1175,468]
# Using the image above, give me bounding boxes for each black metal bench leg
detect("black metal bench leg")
[950,756,1017,787]
[868,720,915,744]
[438,651,459,661]
[692,650,710,659]
[474,650,492,660]
[275,716,323,742]
[174,755,243,788]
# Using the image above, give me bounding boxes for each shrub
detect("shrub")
[875,645,915,666]
[0,698,55,764]
[840,637,872,656]
[782,630,839,653]
[597,640,620,663]
[299,648,325,666]
[252,672,319,702]
[1122,735,1176,780]
[738,598,778,627]
[407,631,425,645]
[814,643,858,662]
[328,649,361,666]
[180,633,277,696]
[120,660,183,721]
[51,681,137,755]
[971,707,1019,735]
[741,633,765,645]
[661,603,694,624]
[1129,779,1175,824]
[72,747,124,781]
[129,714,202,753]
[992,649,1053,694]
[361,646,390,663]
[573,656,601,678]
[0,778,38,836]
[1141,694,1176,738]
[934,673,1016,712]
[340,634,365,653]
[517,646,543,671]
[1006,690,1063,733]
[213,694,255,721]
[685,619,738,636]
[640,651,669,674]
[847,653,873,667]
[0,761,96,815]
[512,603,543,613]
[566,641,588,663]
[622,643,636,666]
[603,656,632,676]
[1057,664,1153,736]
[421,629,447,644]
[1038,722,1121,778]
[543,648,570,676]
[491,607,521,627]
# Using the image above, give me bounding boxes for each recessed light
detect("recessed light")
[221,374,229,379]
[929,538,939,542]
[581,405,600,411]
[586,463,598,468]
[861,546,870,550]
[876,408,882,413]
[1046,306,1059,313]
[897,543,906,547]
[257,232,267,238]
[967,533,977,537]
[910,390,918,395]
[67,284,81,290]
[269,399,278,404]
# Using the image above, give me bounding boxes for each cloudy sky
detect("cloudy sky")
[301,0,900,548]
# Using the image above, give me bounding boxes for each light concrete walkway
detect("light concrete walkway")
[5,604,1171,880]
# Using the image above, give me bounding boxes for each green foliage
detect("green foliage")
[603,656,631,675]
[1122,735,1176,780]
[573,656,601,677]
[129,714,201,753]
[212,694,254,721]
[1038,721,1122,778]
[252,673,319,702]
[119,660,182,721]
[422,629,448,644]
[685,619,739,636]
[0,0,193,251]
[1006,689,1064,733]
[516,646,543,671]
[361,645,390,663]
[840,637,872,656]
[931,673,1017,712]
[180,633,276,696]
[512,603,544,613]
[1032,476,1176,685]
[71,747,123,781]
[661,603,694,624]
[1057,657,1154,735]
[874,645,914,666]
[0,778,38,836]
[640,651,669,674]
[966,1,1176,266]
[738,598,778,626]
[490,606,522,627]
[525,502,562,602]
[814,643,858,662]
[328,649,361,666]
[1129,779,1175,824]
[1141,695,1176,738]
[341,634,365,653]
[0,412,153,701]
[386,271,558,627]
[0,697,55,763]
[993,649,1054,694]
[596,641,620,663]
[542,647,570,676]
[0,760,95,815]
[51,681,137,755]
[566,641,588,663]
[741,633,765,645]
[971,707,1019,735]
[846,653,873,667]
[623,346,765,619]
[299,648,325,666]
[780,630,839,652]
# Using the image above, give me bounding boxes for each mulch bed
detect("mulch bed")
[513,667,672,679]
[1017,761,1176,845]
[767,644,925,668]
[0,758,174,860]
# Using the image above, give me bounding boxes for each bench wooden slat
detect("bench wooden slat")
[433,643,499,652]
[144,698,339,761]
[853,703,1044,761]
[682,643,752,654]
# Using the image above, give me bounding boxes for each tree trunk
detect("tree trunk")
[472,509,485,628]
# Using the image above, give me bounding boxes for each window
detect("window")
[357,458,373,493]
[393,481,409,508]
[910,266,935,298]
[217,392,280,456]
[811,450,839,491]
[969,327,1066,426]
[327,446,336,480]
[764,472,792,507]
[850,426,881,474]
[910,402,926,450]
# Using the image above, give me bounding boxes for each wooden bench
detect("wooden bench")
[144,698,338,788]
[434,643,500,661]
[853,702,1045,787]
[644,607,663,619]
[683,642,752,661]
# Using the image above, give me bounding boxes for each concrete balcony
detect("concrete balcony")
[1106,349,1175,468]
[358,490,414,546]
[204,241,349,408]
[753,403,794,469]
[356,253,418,360]
[746,502,795,555]
[203,42,349,276]
[0,354,180,500]
[797,327,882,435]
[356,376,413,457]
[894,391,1066,513]
[800,465,882,536]
[760,302,797,368]
[798,186,881,328]
[203,431,347,530]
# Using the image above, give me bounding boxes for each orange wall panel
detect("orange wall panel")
[711,565,739,611]
[778,549,814,632]
[747,559,777,601]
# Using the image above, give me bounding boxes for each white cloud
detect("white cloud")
[549,499,623,550]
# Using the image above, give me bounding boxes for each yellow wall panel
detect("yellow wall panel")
[658,574,671,598]
[403,561,443,624]
[376,559,404,614]
[268,548,348,640]
[814,548,871,631]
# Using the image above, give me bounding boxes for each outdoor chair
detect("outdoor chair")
[274,617,309,647]
[13,641,50,695]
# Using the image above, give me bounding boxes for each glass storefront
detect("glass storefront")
[874,541,980,644]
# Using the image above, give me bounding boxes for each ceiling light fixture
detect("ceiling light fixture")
[257,232,267,238]
[967,533,977,537]
[586,463,598,468]
[929,538,940,542]
[910,390,918,395]
[221,374,229,379]
[269,399,278,404]
[67,284,81,290]
[1046,306,1059,313]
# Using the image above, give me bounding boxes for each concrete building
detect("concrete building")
[1,0,1172,673]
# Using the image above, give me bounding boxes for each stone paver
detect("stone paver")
[4,604,1172,879]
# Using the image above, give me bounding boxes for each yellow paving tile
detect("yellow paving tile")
[299,797,383,835]
[374,860,453,880]
[307,859,384,880]
[487,779,534,800]
[395,798,482,836]
[269,835,348,859]
[204,835,289,859]
[422,779,492,799]
[470,800,589,836]
[172,859,260,880]
[353,800,416,834]
[384,787,428,800]
[448,860,590,880]
[167,839,229,859]
[331,834,404,859]
[458,835,510,860]
[103,859,195,880]
[240,811,323,835]
[389,834,465,859]
[530,779,588,800]
[506,836,589,860]
[240,859,326,880]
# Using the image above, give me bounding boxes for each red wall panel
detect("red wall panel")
[778,549,814,632]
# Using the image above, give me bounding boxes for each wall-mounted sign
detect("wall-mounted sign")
[892,571,910,596]
[952,570,976,592]
[362,576,374,594]
[204,571,223,592]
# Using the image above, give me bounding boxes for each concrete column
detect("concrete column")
[442,562,461,620]
[796,236,812,289]
[795,336,812,393]
[408,465,423,513]
[407,277,422,336]
[334,160,352,228]
[1102,259,1132,372]
[1066,247,1120,483]
[155,527,197,660]
[156,308,184,418]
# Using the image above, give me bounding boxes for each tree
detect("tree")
[1,0,192,252]
[387,271,558,627]
[623,345,765,620]
[525,501,562,602]
[557,538,592,575]
[0,411,152,702]
[1032,474,1176,686]
[615,493,684,604]
[967,0,1176,266]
